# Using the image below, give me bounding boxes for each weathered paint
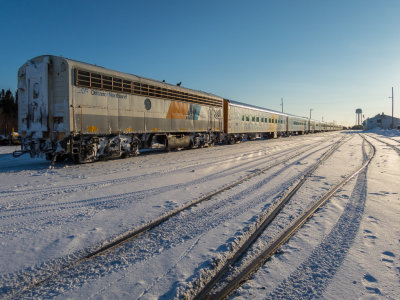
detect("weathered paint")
[166,102,190,119]
[87,126,98,132]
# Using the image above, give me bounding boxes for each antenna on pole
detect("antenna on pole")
[389,87,394,129]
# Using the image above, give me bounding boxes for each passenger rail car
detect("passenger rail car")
[223,100,322,143]
[223,100,288,143]
[16,55,341,163]
[16,55,223,162]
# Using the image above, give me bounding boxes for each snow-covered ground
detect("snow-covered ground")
[0,130,399,299]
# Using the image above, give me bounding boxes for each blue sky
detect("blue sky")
[1,0,399,126]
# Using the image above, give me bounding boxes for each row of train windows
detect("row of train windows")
[293,121,307,126]
[241,116,285,124]
[74,69,222,108]
[241,116,307,126]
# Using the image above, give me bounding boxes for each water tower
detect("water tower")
[356,108,362,125]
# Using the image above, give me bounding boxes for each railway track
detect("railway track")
[0,135,333,198]
[1,136,347,299]
[0,137,338,229]
[191,134,375,300]
[378,135,400,144]
[0,139,341,252]
[365,133,400,155]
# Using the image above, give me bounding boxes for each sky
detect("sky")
[1,0,400,126]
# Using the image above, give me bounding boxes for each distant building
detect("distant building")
[363,113,400,130]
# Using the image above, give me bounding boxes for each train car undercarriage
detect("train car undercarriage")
[15,132,219,164]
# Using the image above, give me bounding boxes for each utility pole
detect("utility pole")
[389,87,394,129]
[309,108,313,119]
[280,98,283,113]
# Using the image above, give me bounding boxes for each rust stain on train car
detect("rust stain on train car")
[166,102,190,119]
[87,126,98,133]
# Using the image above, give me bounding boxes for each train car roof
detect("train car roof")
[225,99,317,121]
[23,55,223,100]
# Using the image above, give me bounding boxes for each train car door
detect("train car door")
[107,93,119,133]
[209,107,216,131]
[286,116,289,134]
[25,59,49,137]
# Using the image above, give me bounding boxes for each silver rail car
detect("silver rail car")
[16,55,223,162]
[223,99,325,144]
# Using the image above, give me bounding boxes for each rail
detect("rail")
[196,134,374,299]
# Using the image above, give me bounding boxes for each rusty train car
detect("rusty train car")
[15,55,341,163]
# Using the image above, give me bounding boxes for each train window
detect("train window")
[155,86,162,97]
[170,90,178,100]
[252,116,255,122]
[246,116,249,121]
[167,89,173,99]
[261,117,264,122]
[74,68,223,108]
[161,88,167,97]
[76,70,90,87]
[256,117,259,122]
[149,85,155,97]
[91,73,102,88]
[123,80,132,93]
[103,76,112,90]
[242,115,244,121]
[141,84,149,96]
[133,82,141,94]
[113,78,122,91]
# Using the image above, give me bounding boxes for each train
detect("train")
[15,55,342,163]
